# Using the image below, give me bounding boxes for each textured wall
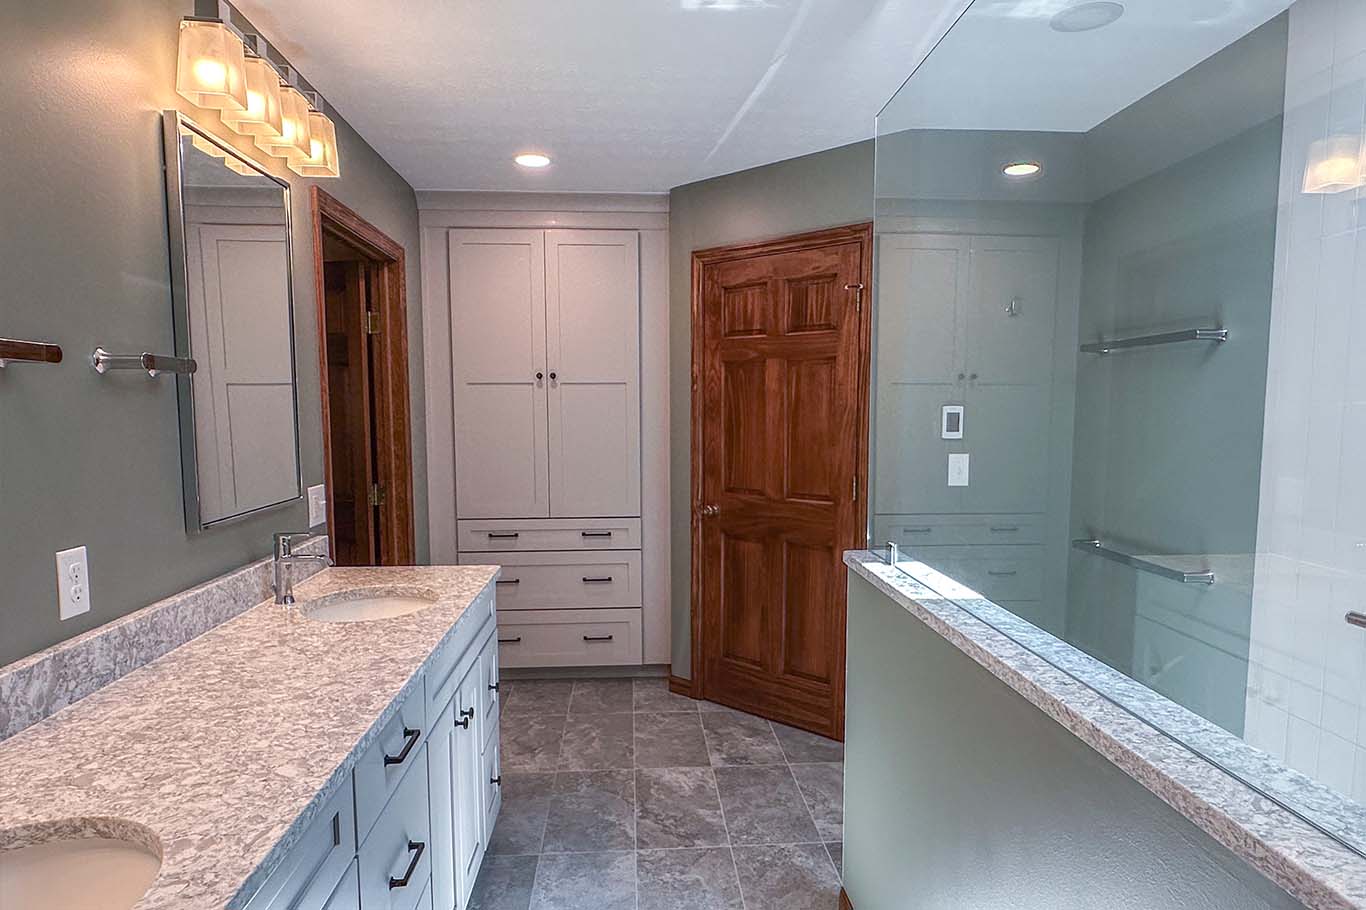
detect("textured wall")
[0,0,426,666]
[666,140,874,677]
[843,571,1307,910]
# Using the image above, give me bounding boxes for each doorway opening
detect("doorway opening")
[311,187,416,566]
[687,223,873,739]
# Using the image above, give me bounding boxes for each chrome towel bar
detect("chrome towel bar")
[1080,327,1228,355]
[1072,538,1216,585]
[0,337,63,368]
[92,347,197,377]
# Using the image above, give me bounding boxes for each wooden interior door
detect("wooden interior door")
[323,258,378,565]
[692,224,872,739]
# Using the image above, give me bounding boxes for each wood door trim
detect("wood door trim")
[687,222,873,734]
[311,186,416,564]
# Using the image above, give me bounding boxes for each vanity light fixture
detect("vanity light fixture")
[220,54,284,139]
[257,82,313,164]
[1302,135,1364,194]
[175,18,248,111]
[290,106,341,178]
[515,153,552,169]
[1003,160,1043,178]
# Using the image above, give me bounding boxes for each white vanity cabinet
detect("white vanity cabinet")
[242,591,500,910]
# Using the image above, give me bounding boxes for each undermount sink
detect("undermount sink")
[0,832,161,910]
[301,586,439,623]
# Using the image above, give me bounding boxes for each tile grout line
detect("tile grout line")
[701,704,750,910]
[771,718,842,885]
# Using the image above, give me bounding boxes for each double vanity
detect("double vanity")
[0,564,503,910]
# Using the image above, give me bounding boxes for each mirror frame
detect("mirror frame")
[161,111,304,533]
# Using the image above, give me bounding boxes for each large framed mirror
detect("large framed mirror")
[163,112,302,531]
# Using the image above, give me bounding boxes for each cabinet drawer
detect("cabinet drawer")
[874,515,1044,547]
[244,782,356,910]
[464,551,642,610]
[478,632,500,748]
[425,599,494,724]
[358,743,432,910]
[355,683,428,842]
[322,861,361,910]
[924,546,1044,602]
[458,518,641,552]
[496,609,643,668]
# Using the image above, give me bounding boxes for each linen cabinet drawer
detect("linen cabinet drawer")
[873,515,1044,548]
[358,743,432,910]
[465,551,642,610]
[932,546,1044,602]
[458,518,642,552]
[355,682,428,841]
[244,782,356,910]
[496,609,643,667]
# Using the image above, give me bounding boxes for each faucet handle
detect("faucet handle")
[274,531,319,559]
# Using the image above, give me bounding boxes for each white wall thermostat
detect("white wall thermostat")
[942,405,965,440]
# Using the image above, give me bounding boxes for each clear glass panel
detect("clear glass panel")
[873,0,1366,855]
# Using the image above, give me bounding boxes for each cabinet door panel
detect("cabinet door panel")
[874,382,962,515]
[453,666,485,907]
[963,385,1050,514]
[545,230,640,517]
[876,233,968,383]
[965,235,1059,385]
[450,229,549,518]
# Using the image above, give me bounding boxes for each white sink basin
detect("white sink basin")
[301,586,439,623]
[0,835,161,910]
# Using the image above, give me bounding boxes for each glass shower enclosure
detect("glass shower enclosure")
[873,0,1366,857]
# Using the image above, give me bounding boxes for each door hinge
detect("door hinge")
[852,475,858,501]
[369,483,386,507]
[365,311,381,335]
[845,283,865,314]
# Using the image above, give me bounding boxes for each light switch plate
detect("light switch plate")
[948,453,970,487]
[308,484,328,528]
[55,545,91,621]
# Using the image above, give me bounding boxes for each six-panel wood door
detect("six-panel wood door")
[449,229,550,518]
[694,225,871,739]
[545,230,641,517]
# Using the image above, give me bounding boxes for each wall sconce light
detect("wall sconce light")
[291,108,341,178]
[256,83,313,164]
[1303,135,1364,194]
[175,19,248,112]
[220,54,284,139]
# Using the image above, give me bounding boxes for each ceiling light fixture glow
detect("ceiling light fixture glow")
[515,153,552,169]
[1050,1,1125,33]
[1003,160,1043,178]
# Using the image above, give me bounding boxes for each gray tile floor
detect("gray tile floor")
[472,677,844,910]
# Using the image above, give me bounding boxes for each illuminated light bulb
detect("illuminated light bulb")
[515,153,551,168]
[256,86,312,163]
[175,20,247,112]
[1003,160,1042,178]
[221,57,284,138]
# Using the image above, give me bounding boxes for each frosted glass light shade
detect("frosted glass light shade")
[290,111,341,178]
[1303,135,1364,194]
[220,57,284,138]
[223,157,257,176]
[256,87,312,163]
[175,20,247,112]
[190,133,227,159]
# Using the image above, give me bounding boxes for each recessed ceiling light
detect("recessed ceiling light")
[514,153,551,169]
[1003,160,1043,178]
[1050,1,1125,33]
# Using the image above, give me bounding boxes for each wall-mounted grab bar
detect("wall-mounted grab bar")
[1072,538,1216,585]
[1080,328,1228,355]
[92,347,197,378]
[1347,612,1366,629]
[0,337,63,368]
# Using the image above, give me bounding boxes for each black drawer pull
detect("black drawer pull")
[583,634,614,642]
[487,532,520,539]
[489,681,500,692]
[388,840,426,890]
[582,576,614,584]
[904,527,933,534]
[490,775,502,785]
[383,727,421,766]
[987,570,1018,577]
[499,636,523,644]
[581,530,613,538]
[990,526,1021,533]
[456,707,475,729]
[496,579,520,586]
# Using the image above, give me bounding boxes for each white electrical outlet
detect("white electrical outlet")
[948,453,970,487]
[55,546,91,621]
[308,484,328,528]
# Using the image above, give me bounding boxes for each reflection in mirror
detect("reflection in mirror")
[873,0,1366,857]
[165,114,301,530]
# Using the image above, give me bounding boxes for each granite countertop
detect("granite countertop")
[845,550,1366,910]
[0,565,499,910]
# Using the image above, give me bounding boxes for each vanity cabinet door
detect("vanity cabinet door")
[427,664,488,910]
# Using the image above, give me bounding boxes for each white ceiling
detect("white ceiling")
[231,0,970,193]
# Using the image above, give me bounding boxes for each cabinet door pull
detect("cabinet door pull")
[904,527,933,535]
[987,569,1018,577]
[583,634,614,642]
[496,578,521,586]
[388,840,426,890]
[582,576,614,584]
[489,681,500,692]
[989,526,1020,533]
[581,530,613,538]
[487,532,520,540]
[491,775,502,785]
[383,726,421,766]
[499,636,523,644]
[456,707,475,729]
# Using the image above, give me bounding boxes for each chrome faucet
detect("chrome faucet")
[272,532,332,605]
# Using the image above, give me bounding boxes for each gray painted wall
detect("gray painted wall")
[843,571,1306,910]
[0,0,427,667]
[666,141,874,676]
